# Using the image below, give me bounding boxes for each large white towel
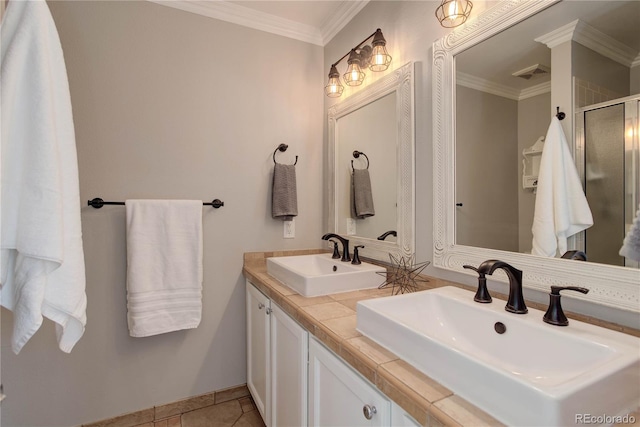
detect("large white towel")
[126,200,203,337]
[532,117,593,257]
[619,204,640,262]
[0,0,87,354]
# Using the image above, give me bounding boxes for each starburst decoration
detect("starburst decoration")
[377,254,430,295]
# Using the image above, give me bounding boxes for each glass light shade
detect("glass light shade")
[325,75,344,97]
[343,49,365,86]
[369,44,392,72]
[325,65,344,97]
[343,62,365,86]
[435,0,473,28]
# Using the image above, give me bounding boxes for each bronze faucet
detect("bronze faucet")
[477,260,527,314]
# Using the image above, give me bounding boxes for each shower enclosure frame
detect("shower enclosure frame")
[574,94,640,268]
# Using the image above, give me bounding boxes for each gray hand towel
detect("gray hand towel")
[272,163,298,221]
[351,169,375,219]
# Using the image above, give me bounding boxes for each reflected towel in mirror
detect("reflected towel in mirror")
[532,117,593,257]
[351,169,375,219]
[619,205,640,262]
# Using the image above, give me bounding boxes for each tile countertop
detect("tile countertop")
[242,250,640,427]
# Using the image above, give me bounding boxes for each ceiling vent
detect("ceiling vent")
[512,64,550,80]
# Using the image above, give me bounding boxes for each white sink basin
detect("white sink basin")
[266,253,386,297]
[357,286,640,426]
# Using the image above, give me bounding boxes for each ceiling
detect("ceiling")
[456,0,640,98]
[148,0,369,46]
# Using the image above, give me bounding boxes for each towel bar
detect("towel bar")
[88,198,224,209]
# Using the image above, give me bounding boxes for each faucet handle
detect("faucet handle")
[543,286,589,326]
[550,286,589,295]
[463,265,492,303]
[352,245,364,265]
[329,239,341,259]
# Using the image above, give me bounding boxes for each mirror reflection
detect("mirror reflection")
[454,0,640,268]
[336,92,397,241]
[328,61,414,262]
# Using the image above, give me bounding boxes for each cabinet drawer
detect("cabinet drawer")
[308,337,390,426]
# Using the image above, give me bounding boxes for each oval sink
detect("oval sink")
[266,253,386,297]
[356,286,640,426]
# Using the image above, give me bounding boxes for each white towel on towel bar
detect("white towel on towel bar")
[0,0,87,354]
[532,117,593,257]
[125,200,203,337]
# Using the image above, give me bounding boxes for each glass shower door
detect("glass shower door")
[577,97,639,268]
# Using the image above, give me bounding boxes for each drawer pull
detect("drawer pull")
[258,303,265,310]
[363,404,377,420]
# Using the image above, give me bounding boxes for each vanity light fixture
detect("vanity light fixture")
[435,0,473,28]
[324,28,392,98]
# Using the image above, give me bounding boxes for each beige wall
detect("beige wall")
[573,42,630,97]
[455,86,519,252]
[631,66,640,94]
[1,2,323,426]
[517,92,551,253]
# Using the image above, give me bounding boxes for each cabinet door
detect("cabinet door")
[391,402,421,427]
[270,303,308,427]
[308,337,390,427]
[246,281,270,425]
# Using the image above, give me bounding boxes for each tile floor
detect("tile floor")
[134,396,265,427]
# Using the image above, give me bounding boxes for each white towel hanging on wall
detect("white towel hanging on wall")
[125,200,203,337]
[0,0,87,354]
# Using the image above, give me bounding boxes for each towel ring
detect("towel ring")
[351,150,369,170]
[273,143,298,165]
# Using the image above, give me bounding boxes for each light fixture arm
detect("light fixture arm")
[329,29,380,69]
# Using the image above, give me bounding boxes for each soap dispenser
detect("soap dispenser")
[463,265,492,303]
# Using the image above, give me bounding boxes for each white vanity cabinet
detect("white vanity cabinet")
[391,402,422,427]
[247,280,421,427]
[246,281,270,422]
[246,281,308,427]
[308,337,391,426]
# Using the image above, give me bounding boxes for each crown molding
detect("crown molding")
[535,19,638,68]
[534,19,578,48]
[320,1,369,45]
[147,0,324,46]
[573,21,638,68]
[518,80,551,100]
[147,0,369,47]
[457,72,520,100]
[457,72,550,101]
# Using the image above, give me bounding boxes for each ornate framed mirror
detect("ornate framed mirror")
[432,0,639,314]
[328,62,415,262]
